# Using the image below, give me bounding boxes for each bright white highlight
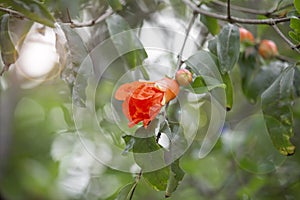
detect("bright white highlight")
[16,23,59,81]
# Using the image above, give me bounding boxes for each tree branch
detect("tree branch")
[182,0,292,25]
[210,0,282,16]
[65,9,113,28]
[182,0,300,53]
[176,12,198,70]
[272,24,300,53]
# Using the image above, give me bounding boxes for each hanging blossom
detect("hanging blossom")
[115,77,179,128]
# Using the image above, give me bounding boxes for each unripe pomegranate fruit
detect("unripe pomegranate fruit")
[239,27,255,44]
[258,39,278,59]
[175,69,193,86]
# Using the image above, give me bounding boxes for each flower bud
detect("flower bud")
[239,27,255,44]
[258,39,278,59]
[175,69,193,86]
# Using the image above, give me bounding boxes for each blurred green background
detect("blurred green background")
[1,0,300,199]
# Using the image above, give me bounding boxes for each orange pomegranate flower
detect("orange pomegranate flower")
[115,77,179,128]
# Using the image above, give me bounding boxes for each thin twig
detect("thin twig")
[176,13,198,70]
[0,6,25,19]
[182,0,300,53]
[129,170,142,200]
[65,9,113,28]
[227,0,231,21]
[211,0,278,16]
[272,24,300,53]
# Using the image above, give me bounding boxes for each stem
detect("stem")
[129,170,142,200]
[176,13,198,70]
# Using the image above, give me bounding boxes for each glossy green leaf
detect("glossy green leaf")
[123,123,165,170]
[217,24,240,73]
[200,15,220,35]
[289,18,300,42]
[143,167,170,191]
[208,37,217,56]
[115,182,136,200]
[294,0,300,13]
[165,159,185,198]
[0,14,18,74]
[108,0,123,11]
[261,67,296,156]
[2,0,55,27]
[106,14,148,75]
[239,53,286,104]
[58,24,92,107]
[222,72,233,111]
[191,76,226,94]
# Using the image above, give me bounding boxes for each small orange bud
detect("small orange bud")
[175,69,193,86]
[258,39,278,59]
[239,27,255,44]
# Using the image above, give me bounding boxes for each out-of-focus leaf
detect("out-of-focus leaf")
[165,159,185,198]
[222,72,233,111]
[56,24,92,107]
[115,182,136,200]
[143,167,169,191]
[217,24,240,73]
[106,14,148,74]
[238,52,257,101]
[0,14,18,75]
[261,66,296,156]
[200,15,220,35]
[294,65,300,97]
[2,0,55,27]
[108,0,123,11]
[294,0,300,13]
[170,0,187,18]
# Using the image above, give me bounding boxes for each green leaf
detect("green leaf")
[208,37,217,56]
[143,167,170,191]
[106,14,148,73]
[294,0,300,13]
[122,123,165,170]
[115,182,136,200]
[2,0,55,27]
[58,24,92,107]
[108,0,123,11]
[217,24,240,73]
[222,72,233,111]
[261,67,296,156]
[165,159,185,198]
[200,15,220,35]
[191,76,226,94]
[0,14,18,74]
[238,52,286,104]
[289,18,300,42]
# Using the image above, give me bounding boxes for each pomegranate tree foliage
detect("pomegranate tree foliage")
[0,0,300,199]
